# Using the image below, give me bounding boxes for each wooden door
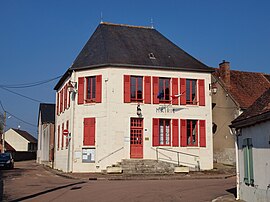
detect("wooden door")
[130,118,143,158]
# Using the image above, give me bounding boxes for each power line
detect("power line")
[0,75,62,89]
[0,87,43,103]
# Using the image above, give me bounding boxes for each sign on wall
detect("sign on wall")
[82,148,95,163]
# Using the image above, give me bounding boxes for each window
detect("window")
[86,76,96,102]
[78,75,102,104]
[158,78,170,102]
[131,76,143,102]
[159,119,170,146]
[187,120,198,146]
[243,138,254,186]
[186,79,197,105]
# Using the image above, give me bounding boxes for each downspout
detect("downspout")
[235,132,240,200]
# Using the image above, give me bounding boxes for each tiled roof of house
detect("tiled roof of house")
[12,128,37,143]
[71,22,212,72]
[214,69,270,109]
[231,88,270,128]
[39,103,55,124]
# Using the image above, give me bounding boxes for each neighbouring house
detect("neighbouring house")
[0,141,15,152]
[54,22,214,173]
[211,61,270,165]
[37,103,55,167]
[231,88,270,202]
[4,128,37,152]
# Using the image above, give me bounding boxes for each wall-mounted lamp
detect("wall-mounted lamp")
[137,104,142,116]
[210,82,218,94]
[67,80,77,93]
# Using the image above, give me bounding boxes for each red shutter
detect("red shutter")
[64,85,67,110]
[198,79,205,106]
[78,77,85,105]
[180,78,186,105]
[60,89,63,113]
[180,119,187,147]
[172,119,179,147]
[66,120,69,148]
[57,93,59,115]
[57,125,60,150]
[96,75,102,103]
[153,77,159,104]
[124,75,131,103]
[84,118,95,146]
[144,76,151,104]
[152,118,159,146]
[61,123,64,149]
[172,78,179,105]
[199,120,206,147]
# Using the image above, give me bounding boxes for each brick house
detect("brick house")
[54,22,214,173]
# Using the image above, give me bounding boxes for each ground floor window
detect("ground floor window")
[82,148,95,163]
[159,119,170,146]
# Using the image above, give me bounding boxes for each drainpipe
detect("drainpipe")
[234,130,240,200]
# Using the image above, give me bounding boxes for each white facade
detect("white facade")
[5,129,32,151]
[237,120,270,202]
[54,67,213,173]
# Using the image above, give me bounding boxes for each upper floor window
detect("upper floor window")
[158,78,170,102]
[186,79,197,105]
[78,75,102,105]
[131,76,143,102]
[86,76,96,102]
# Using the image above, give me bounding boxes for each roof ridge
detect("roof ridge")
[100,22,153,29]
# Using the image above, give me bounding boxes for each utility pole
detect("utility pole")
[1,111,6,153]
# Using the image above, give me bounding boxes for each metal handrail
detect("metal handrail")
[97,147,124,163]
[156,147,200,168]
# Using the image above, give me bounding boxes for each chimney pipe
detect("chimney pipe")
[219,60,230,88]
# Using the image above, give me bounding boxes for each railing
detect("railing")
[155,147,200,170]
[97,147,124,163]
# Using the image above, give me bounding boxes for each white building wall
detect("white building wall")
[238,120,270,202]
[5,129,29,151]
[54,67,213,173]
[37,114,42,163]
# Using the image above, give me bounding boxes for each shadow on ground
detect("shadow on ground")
[9,181,86,202]
[226,187,237,198]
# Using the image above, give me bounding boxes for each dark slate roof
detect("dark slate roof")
[12,128,37,143]
[38,103,55,124]
[214,69,270,109]
[231,88,270,128]
[71,22,212,72]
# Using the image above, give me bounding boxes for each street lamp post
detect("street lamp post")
[1,111,6,153]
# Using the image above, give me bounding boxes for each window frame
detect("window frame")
[159,119,171,146]
[130,76,143,102]
[85,76,96,103]
[186,79,197,105]
[158,77,171,103]
[186,119,198,146]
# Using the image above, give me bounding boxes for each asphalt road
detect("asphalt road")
[1,161,236,202]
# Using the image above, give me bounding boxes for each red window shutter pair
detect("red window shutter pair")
[152,119,179,147]
[78,76,102,104]
[172,78,179,105]
[180,119,206,147]
[124,75,151,104]
[83,118,95,146]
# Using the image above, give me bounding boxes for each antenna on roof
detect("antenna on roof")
[100,12,103,24]
[150,17,154,29]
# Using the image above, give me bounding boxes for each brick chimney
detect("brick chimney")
[219,60,230,88]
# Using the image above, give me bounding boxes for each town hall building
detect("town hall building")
[54,22,214,173]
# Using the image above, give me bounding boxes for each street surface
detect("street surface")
[1,161,236,202]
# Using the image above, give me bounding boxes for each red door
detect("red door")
[130,118,143,158]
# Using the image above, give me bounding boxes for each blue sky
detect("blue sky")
[0,0,270,137]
